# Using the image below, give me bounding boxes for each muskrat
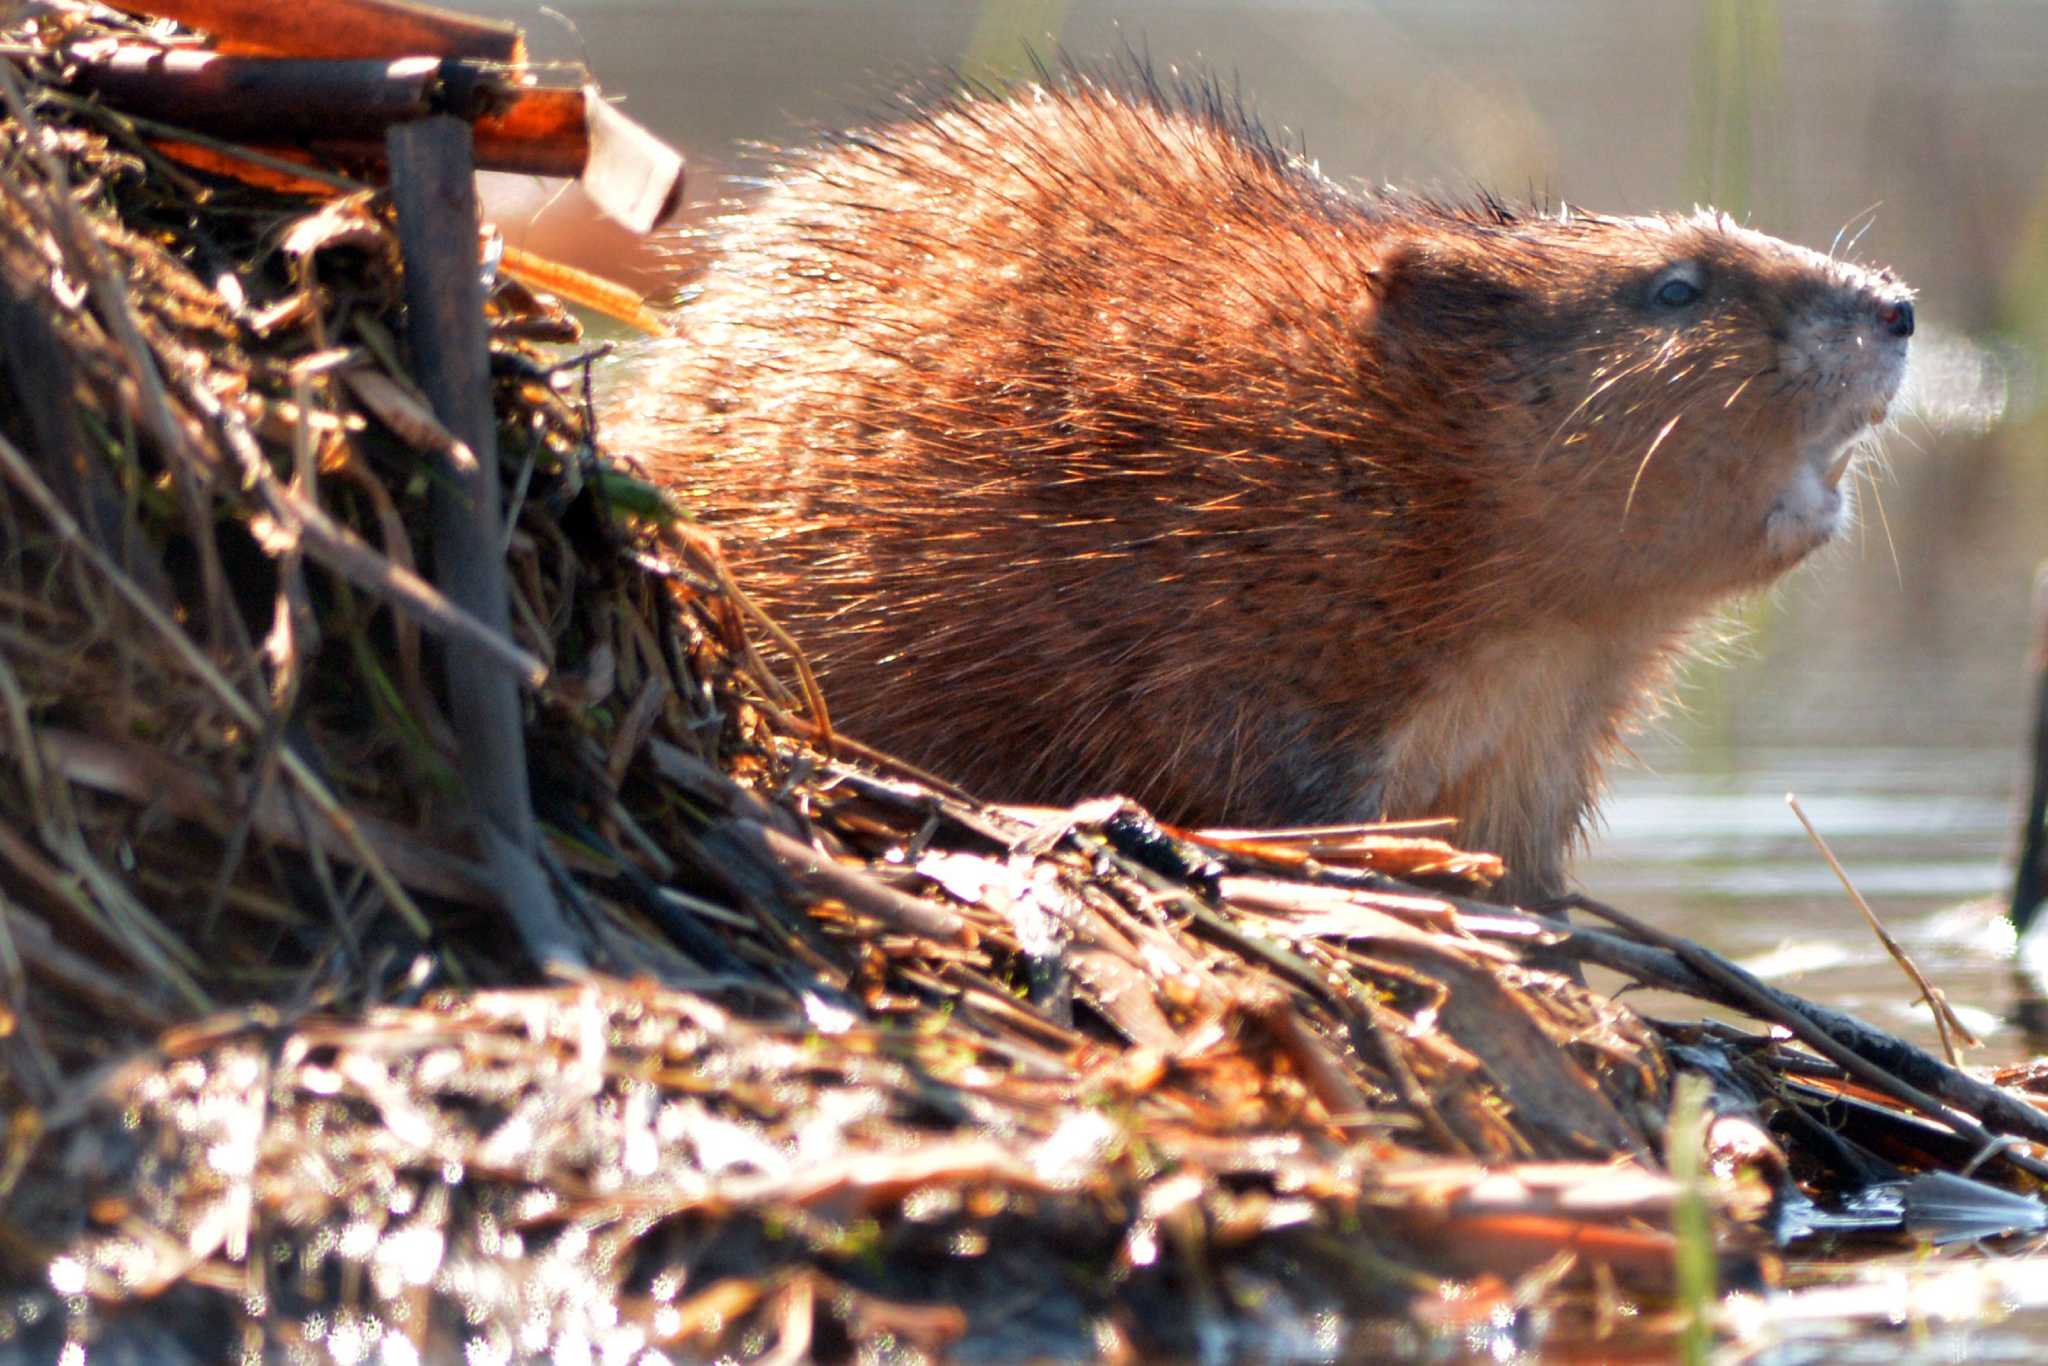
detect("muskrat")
[608,75,1914,903]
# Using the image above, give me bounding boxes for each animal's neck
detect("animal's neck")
[1374,618,1676,901]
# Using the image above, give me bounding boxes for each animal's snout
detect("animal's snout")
[1876,296,1914,339]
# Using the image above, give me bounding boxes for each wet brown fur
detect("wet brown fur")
[611,74,1912,902]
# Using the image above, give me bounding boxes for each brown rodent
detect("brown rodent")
[609,75,1914,903]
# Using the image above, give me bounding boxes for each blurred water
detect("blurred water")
[1587,728,2025,1061]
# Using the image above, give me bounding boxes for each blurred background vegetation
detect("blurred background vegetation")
[458,0,2047,1048]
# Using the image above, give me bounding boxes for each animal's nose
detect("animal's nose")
[1876,296,1914,338]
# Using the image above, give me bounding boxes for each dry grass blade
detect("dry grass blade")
[247,420,548,688]
[1786,791,1980,1063]
[0,425,437,942]
[503,244,671,337]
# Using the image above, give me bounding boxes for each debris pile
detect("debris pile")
[0,4,2043,1361]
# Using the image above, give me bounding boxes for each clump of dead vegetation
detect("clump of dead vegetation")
[0,4,2044,1361]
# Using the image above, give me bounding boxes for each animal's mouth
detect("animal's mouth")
[1822,399,1892,490]
[1763,376,1900,566]
[1783,294,1910,505]
[1818,397,1895,490]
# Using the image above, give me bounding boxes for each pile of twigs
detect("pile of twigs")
[1,3,2046,1361]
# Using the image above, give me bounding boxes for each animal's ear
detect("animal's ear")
[1363,237,1527,325]
[1349,240,1426,334]
[1362,240,1427,305]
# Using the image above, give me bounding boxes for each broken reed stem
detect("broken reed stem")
[1784,791,1976,1065]
[501,244,669,337]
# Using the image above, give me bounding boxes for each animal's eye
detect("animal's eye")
[1655,277,1701,308]
[1651,270,1703,309]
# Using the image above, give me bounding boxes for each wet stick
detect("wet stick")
[1558,894,2048,1179]
[386,114,585,972]
[2011,566,2048,935]
[1785,792,1978,1065]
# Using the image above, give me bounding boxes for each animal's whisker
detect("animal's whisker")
[1830,200,1884,262]
[1861,459,1905,590]
[1620,413,1684,528]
